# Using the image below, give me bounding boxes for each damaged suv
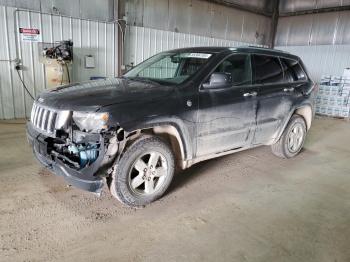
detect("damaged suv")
[27,47,316,207]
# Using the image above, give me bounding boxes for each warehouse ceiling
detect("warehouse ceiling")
[209,0,350,16]
[280,0,350,15]
[209,0,274,16]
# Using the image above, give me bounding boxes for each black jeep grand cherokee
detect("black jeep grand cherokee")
[27,47,316,207]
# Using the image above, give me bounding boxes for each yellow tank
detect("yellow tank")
[44,58,71,88]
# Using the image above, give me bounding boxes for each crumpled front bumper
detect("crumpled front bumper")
[26,122,105,194]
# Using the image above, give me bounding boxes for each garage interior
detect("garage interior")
[1,0,350,261]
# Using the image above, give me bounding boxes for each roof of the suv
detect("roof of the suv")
[170,46,299,60]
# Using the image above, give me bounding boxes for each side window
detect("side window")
[280,58,307,82]
[253,55,284,84]
[213,54,252,86]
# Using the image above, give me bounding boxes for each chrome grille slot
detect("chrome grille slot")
[30,104,36,123]
[37,108,44,128]
[41,110,48,130]
[30,103,58,134]
[47,112,57,133]
[34,106,40,126]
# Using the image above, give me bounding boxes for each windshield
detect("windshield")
[124,52,213,85]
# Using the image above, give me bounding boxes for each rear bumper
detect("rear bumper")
[26,122,105,194]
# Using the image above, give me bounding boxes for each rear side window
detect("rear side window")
[253,55,284,84]
[280,58,307,82]
[213,54,252,86]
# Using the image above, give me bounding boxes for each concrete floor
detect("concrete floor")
[0,117,350,262]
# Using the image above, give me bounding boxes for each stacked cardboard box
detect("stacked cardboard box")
[316,71,350,118]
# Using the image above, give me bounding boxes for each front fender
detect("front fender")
[120,116,195,161]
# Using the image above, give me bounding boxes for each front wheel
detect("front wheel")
[271,115,307,159]
[109,135,175,207]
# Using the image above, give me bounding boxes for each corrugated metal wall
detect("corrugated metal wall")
[276,11,350,46]
[276,45,350,81]
[125,0,271,46]
[124,26,265,67]
[275,7,350,83]
[0,6,116,119]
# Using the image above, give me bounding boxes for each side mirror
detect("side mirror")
[202,72,232,89]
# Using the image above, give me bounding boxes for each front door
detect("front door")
[196,54,258,157]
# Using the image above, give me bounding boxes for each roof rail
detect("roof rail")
[245,46,290,54]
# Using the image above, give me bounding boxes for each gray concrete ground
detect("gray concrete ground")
[0,117,350,262]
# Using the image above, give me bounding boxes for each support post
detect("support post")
[115,0,126,76]
[269,0,279,49]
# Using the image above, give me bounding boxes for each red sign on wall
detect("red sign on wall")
[19,28,41,42]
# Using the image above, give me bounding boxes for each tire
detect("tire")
[271,114,307,159]
[109,135,175,207]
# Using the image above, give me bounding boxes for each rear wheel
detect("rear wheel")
[271,115,307,158]
[109,135,175,207]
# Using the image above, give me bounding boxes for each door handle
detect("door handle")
[186,100,192,107]
[283,87,295,92]
[243,91,257,97]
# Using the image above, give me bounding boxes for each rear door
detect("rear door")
[196,54,258,157]
[252,55,307,145]
[252,54,291,145]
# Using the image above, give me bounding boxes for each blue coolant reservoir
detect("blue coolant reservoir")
[79,144,98,166]
[68,144,98,167]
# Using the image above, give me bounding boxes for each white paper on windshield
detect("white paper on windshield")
[186,53,212,59]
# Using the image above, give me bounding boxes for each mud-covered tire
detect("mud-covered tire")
[271,115,307,159]
[109,135,175,207]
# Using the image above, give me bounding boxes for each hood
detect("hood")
[37,78,174,111]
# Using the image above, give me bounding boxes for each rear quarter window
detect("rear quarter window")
[280,58,307,82]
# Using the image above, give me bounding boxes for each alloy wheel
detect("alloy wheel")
[287,123,304,153]
[128,151,168,195]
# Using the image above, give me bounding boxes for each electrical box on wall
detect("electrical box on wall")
[85,55,95,69]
